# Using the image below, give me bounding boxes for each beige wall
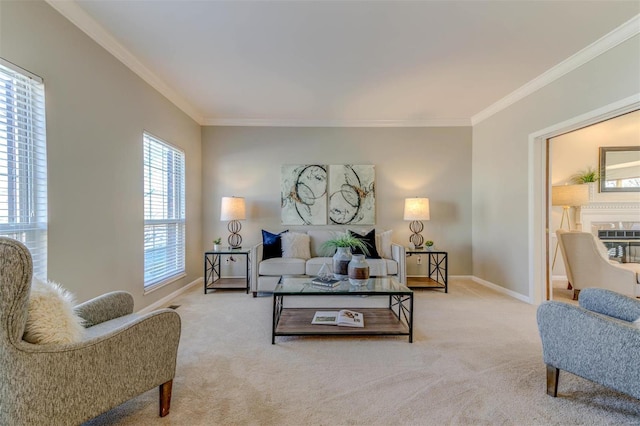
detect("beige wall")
[472,35,640,298]
[0,1,202,308]
[551,110,640,187]
[202,126,472,276]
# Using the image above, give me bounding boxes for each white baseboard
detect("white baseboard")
[471,276,532,304]
[137,277,202,315]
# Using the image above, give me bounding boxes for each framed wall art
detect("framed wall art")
[328,164,375,225]
[281,164,327,225]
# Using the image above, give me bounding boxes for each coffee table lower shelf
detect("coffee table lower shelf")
[273,308,411,342]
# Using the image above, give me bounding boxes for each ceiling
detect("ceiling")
[49,1,639,126]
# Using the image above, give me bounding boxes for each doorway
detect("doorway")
[529,95,640,305]
[547,110,640,302]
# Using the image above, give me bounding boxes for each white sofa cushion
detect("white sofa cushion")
[384,258,398,275]
[305,257,334,276]
[366,259,388,276]
[376,230,393,259]
[305,257,388,276]
[282,232,311,259]
[308,230,343,257]
[259,257,306,276]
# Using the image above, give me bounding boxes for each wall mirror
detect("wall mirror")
[599,146,640,192]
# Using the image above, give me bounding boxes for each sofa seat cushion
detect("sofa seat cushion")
[259,257,306,276]
[304,257,389,276]
[384,258,398,276]
[366,259,388,276]
[305,257,334,276]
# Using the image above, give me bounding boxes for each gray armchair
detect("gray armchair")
[0,237,181,425]
[537,288,640,400]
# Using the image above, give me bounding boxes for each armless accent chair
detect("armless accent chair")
[537,288,640,400]
[556,229,640,300]
[0,237,181,425]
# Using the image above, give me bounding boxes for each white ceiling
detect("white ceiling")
[50,1,639,126]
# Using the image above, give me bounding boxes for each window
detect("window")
[0,59,47,278]
[143,132,185,288]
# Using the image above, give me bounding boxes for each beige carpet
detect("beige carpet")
[85,279,640,425]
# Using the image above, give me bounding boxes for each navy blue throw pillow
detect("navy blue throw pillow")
[262,230,287,260]
[349,229,381,259]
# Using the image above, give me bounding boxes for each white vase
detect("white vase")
[348,254,370,286]
[332,247,352,279]
[213,244,221,251]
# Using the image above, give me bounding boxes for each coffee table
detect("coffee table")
[272,277,413,344]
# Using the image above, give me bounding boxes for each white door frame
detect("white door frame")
[528,94,640,305]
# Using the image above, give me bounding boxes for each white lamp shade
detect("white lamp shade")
[551,185,589,207]
[220,196,246,221]
[403,198,430,221]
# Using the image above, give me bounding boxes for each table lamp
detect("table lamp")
[551,184,589,269]
[404,197,430,249]
[221,196,246,248]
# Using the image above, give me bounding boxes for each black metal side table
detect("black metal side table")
[203,248,250,294]
[406,249,448,293]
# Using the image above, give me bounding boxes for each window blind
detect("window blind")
[0,59,47,278]
[143,132,185,288]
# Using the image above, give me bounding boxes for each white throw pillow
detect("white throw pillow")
[23,277,85,344]
[375,230,393,259]
[281,232,311,260]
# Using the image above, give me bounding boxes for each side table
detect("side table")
[406,249,448,293]
[203,248,250,294]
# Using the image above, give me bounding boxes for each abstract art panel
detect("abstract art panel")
[328,165,375,225]
[281,164,327,225]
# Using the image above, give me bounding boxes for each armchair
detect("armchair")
[537,288,640,400]
[0,237,181,425]
[556,229,640,299]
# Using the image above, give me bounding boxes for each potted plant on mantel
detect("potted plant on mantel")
[213,237,222,251]
[425,240,434,251]
[570,167,599,184]
[321,234,371,280]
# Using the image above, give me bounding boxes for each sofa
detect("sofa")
[250,229,406,296]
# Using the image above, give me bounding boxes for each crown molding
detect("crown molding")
[472,14,640,126]
[202,117,471,127]
[45,0,204,125]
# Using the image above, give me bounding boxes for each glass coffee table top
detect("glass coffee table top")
[275,276,412,295]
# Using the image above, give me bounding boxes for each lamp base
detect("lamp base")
[409,221,424,248]
[227,220,243,249]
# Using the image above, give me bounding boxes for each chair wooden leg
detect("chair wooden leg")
[573,289,580,300]
[546,365,559,397]
[159,380,173,417]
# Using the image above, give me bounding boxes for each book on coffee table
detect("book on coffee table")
[311,310,364,327]
[310,277,341,287]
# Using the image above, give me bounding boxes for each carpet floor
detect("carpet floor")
[85,279,640,425]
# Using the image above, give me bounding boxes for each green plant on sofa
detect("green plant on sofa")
[320,234,370,256]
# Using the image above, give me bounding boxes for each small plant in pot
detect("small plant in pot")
[213,237,222,251]
[321,234,370,279]
[570,167,599,184]
[425,240,434,251]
